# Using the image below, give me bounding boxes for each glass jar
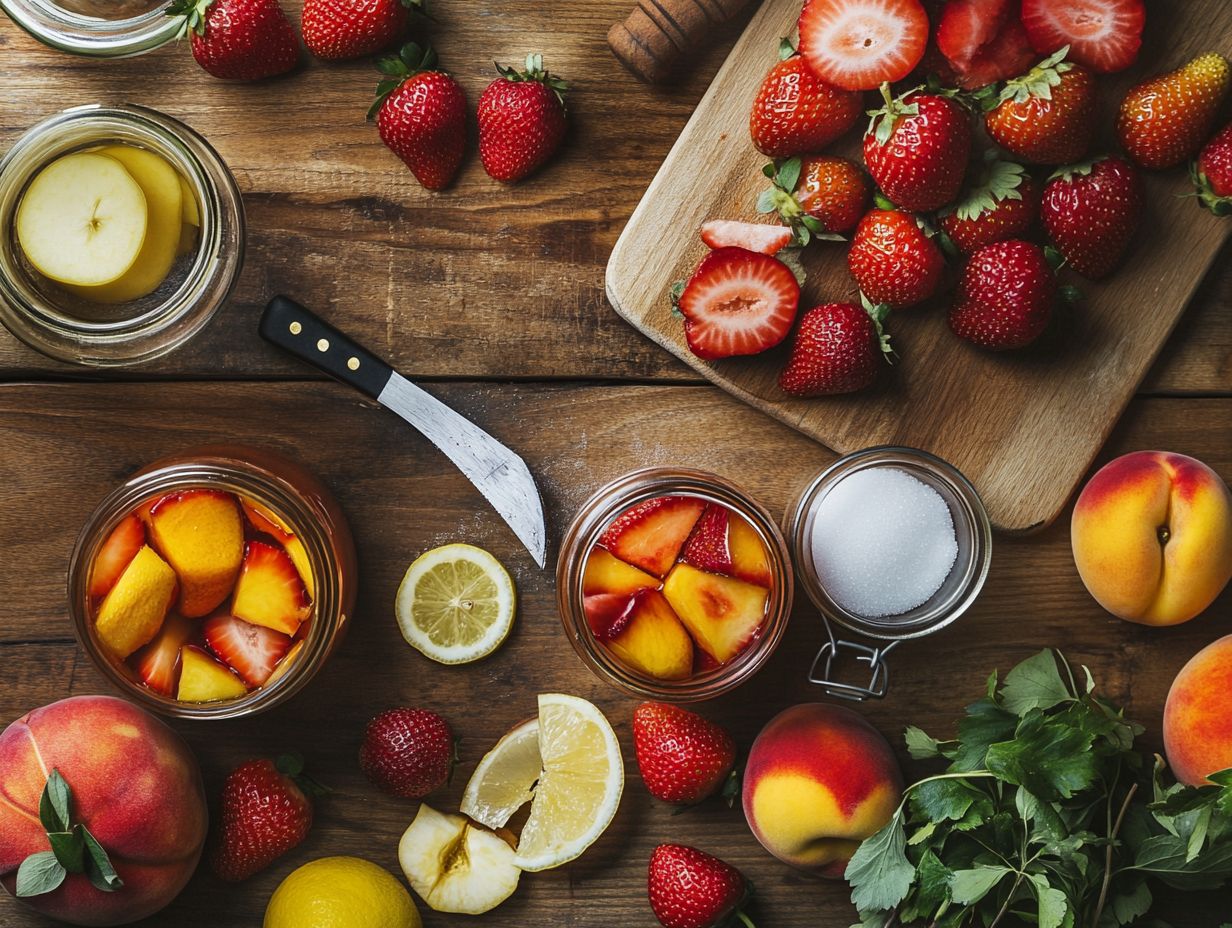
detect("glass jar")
[0,0,178,58]
[0,104,245,366]
[786,446,992,700]
[557,467,793,702]
[68,446,357,720]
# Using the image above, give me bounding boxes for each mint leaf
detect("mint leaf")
[81,827,123,893]
[905,725,941,759]
[847,811,914,913]
[949,865,1010,904]
[1029,872,1068,928]
[39,769,72,834]
[15,851,66,897]
[47,829,85,874]
[985,709,1099,799]
[1001,649,1072,715]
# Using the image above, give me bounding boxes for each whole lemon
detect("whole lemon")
[264,856,421,928]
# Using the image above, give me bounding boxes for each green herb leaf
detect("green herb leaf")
[1029,872,1069,928]
[15,851,66,897]
[985,709,1099,799]
[1106,880,1151,926]
[776,157,802,195]
[1001,649,1072,716]
[39,769,72,834]
[953,698,1017,771]
[81,827,123,893]
[47,829,85,874]
[846,810,914,912]
[1130,832,1232,890]
[949,865,1010,905]
[905,725,940,759]
[912,777,980,822]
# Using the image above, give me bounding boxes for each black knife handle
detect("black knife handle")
[260,296,394,399]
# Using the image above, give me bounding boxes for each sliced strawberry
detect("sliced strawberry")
[936,0,1012,68]
[600,496,707,577]
[677,247,800,360]
[798,0,930,91]
[133,613,194,697]
[204,612,294,687]
[681,504,732,575]
[231,540,312,636]
[584,592,637,639]
[89,513,145,599]
[954,17,1036,89]
[700,220,793,256]
[1020,0,1144,74]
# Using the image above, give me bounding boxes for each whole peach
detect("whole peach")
[0,695,207,925]
[742,703,902,877]
[1164,635,1232,786]
[1071,451,1232,626]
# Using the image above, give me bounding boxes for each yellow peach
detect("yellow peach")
[1164,635,1232,786]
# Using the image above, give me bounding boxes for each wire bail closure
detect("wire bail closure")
[807,614,899,701]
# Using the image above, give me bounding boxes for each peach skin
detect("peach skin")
[1164,635,1232,786]
[1071,451,1232,626]
[742,703,902,878]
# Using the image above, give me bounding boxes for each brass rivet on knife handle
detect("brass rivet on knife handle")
[607,0,754,84]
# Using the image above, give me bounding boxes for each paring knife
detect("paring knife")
[259,296,547,568]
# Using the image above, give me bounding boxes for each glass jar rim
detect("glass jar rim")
[0,0,180,57]
[557,466,794,702]
[0,103,245,366]
[787,445,993,642]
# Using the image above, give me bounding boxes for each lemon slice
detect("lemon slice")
[460,717,541,830]
[512,694,624,872]
[396,544,515,664]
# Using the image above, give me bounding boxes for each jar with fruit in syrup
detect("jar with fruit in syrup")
[0,104,244,365]
[0,0,179,58]
[557,467,793,701]
[68,446,357,720]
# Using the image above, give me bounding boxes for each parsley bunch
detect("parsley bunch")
[846,650,1232,928]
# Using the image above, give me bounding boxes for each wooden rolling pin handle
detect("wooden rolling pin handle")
[608,0,755,84]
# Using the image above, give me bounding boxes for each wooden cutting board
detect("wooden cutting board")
[606,0,1232,534]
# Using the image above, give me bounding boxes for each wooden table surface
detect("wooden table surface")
[0,2,1229,927]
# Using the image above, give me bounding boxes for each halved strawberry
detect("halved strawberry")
[681,504,732,575]
[133,613,195,697]
[951,17,1036,89]
[1020,0,1144,74]
[797,0,930,91]
[89,513,145,599]
[677,247,800,360]
[936,0,1012,68]
[584,592,637,639]
[600,496,707,577]
[700,220,793,256]
[204,612,294,687]
[231,540,312,636]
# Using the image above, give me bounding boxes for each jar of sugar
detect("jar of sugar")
[786,447,992,700]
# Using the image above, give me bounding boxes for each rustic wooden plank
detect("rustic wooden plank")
[606,0,1232,534]
[0,381,1227,926]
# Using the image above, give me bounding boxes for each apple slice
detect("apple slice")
[203,612,293,687]
[663,564,767,664]
[728,513,773,587]
[398,804,521,914]
[94,545,177,659]
[603,589,694,681]
[65,145,182,304]
[582,546,659,597]
[132,612,194,697]
[16,152,147,286]
[599,496,706,577]
[148,489,244,618]
[177,645,249,702]
[178,174,199,227]
[231,540,311,635]
[89,513,146,599]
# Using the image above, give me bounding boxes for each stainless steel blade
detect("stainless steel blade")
[378,372,547,567]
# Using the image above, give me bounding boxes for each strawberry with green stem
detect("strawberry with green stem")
[167,0,299,81]
[648,844,756,928]
[1040,155,1141,279]
[748,42,864,159]
[1192,122,1232,216]
[1117,53,1232,170]
[478,54,569,183]
[757,156,868,245]
[939,157,1040,255]
[848,205,945,310]
[779,298,893,397]
[303,0,427,61]
[984,48,1096,166]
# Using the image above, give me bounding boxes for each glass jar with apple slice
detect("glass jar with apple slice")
[0,104,244,366]
[557,467,793,702]
[68,446,357,720]
[0,0,179,58]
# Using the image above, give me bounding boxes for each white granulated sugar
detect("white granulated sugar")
[809,467,958,619]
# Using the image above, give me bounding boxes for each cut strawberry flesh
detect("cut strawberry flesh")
[584,592,638,640]
[681,504,733,575]
[953,17,1035,88]
[230,540,312,636]
[700,220,793,256]
[1020,0,1144,74]
[678,247,800,360]
[798,0,930,91]
[600,496,707,577]
[936,0,1011,68]
[132,613,194,697]
[89,513,145,600]
[203,612,294,687]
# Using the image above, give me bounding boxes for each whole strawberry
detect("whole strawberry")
[848,208,945,309]
[779,301,892,397]
[303,0,423,61]
[478,53,568,183]
[633,702,736,805]
[949,239,1056,350]
[1117,53,1232,170]
[209,755,321,881]
[749,52,863,159]
[939,159,1040,255]
[168,0,299,81]
[864,85,971,213]
[985,50,1096,166]
[1192,122,1232,215]
[648,844,755,928]
[758,156,869,244]
[1040,155,1142,279]
[359,707,456,798]
[370,43,467,190]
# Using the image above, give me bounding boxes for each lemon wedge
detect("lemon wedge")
[460,717,541,830]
